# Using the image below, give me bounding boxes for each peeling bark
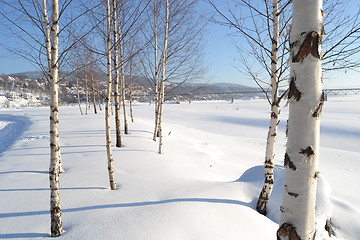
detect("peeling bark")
[288,76,302,101]
[312,91,325,118]
[292,31,321,62]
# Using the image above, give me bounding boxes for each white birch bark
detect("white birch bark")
[277,0,324,239]
[96,78,102,111]
[256,0,280,215]
[49,0,62,236]
[84,64,89,115]
[42,0,51,72]
[119,26,129,135]
[113,0,122,147]
[76,72,84,115]
[43,0,63,174]
[91,69,97,114]
[158,0,169,154]
[105,0,117,190]
[152,0,160,141]
[129,55,134,122]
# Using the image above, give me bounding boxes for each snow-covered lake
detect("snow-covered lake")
[0,95,359,239]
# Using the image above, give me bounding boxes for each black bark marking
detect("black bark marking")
[312,91,325,118]
[288,191,299,198]
[277,223,301,240]
[280,206,286,213]
[292,31,321,62]
[288,76,302,101]
[265,178,274,184]
[300,146,314,157]
[284,153,296,171]
[265,159,274,168]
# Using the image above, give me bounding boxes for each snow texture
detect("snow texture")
[0,95,359,239]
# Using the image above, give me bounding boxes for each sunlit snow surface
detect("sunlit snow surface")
[0,95,359,239]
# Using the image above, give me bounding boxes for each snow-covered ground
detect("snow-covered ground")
[0,95,359,239]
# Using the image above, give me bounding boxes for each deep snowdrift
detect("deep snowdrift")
[0,95,359,239]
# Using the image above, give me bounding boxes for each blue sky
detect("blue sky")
[0,0,359,89]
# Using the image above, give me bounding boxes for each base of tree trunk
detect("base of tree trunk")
[325,218,334,237]
[116,139,122,148]
[50,211,62,237]
[256,195,268,215]
[276,223,301,240]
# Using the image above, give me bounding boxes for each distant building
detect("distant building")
[5,92,18,100]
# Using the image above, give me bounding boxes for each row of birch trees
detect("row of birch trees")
[3,0,359,237]
[0,0,205,236]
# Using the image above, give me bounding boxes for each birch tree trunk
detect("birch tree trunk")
[84,64,89,115]
[96,78,102,111]
[105,0,117,190]
[152,0,160,141]
[49,0,62,236]
[43,0,63,174]
[129,55,134,122]
[277,0,324,239]
[256,0,280,215]
[76,72,84,115]
[113,0,122,147]
[42,0,51,72]
[158,0,169,154]
[119,27,129,135]
[91,69,97,114]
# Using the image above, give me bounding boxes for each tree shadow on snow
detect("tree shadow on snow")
[0,198,251,219]
[0,233,50,239]
[0,186,108,192]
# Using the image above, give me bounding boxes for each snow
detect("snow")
[0,95,359,239]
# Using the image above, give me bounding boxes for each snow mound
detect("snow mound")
[239,165,335,239]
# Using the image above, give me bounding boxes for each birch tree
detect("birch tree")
[157,0,169,154]
[152,0,161,141]
[277,0,324,238]
[105,0,117,190]
[119,20,129,135]
[143,0,206,147]
[113,0,123,147]
[255,0,285,216]
[49,0,63,236]
[208,0,291,215]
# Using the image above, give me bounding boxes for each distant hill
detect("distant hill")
[1,71,264,102]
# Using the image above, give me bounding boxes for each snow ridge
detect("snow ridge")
[0,114,31,156]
